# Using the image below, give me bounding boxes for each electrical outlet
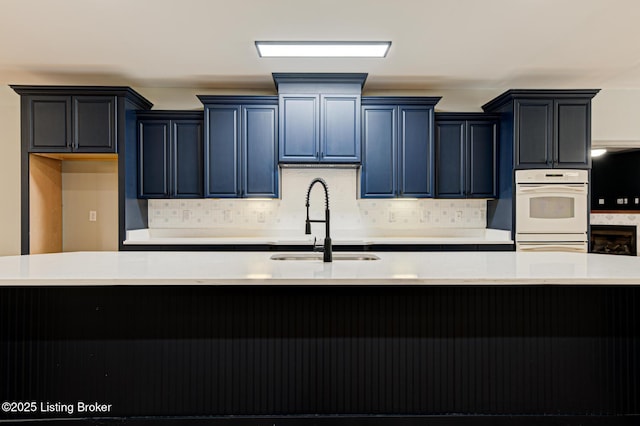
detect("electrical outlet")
[388,211,396,223]
[257,211,266,223]
[224,210,233,222]
[455,211,463,221]
[182,210,191,221]
[89,210,97,222]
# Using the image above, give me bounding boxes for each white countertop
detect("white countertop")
[123,228,514,245]
[1,251,639,285]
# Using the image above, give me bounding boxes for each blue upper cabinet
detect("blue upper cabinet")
[279,95,319,162]
[435,114,498,199]
[482,90,599,169]
[205,104,241,197]
[243,105,278,197]
[399,106,434,197]
[321,95,360,162]
[361,105,397,197]
[138,119,171,198]
[361,97,440,198]
[137,111,203,199]
[20,94,116,153]
[434,120,465,198]
[12,86,153,155]
[467,120,498,197]
[172,119,204,198]
[73,96,117,152]
[274,73,365,164]
[554,98,592,168]
[199,96,279,198]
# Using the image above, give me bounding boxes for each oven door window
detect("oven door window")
[516,187,587,234]
[529,196,575,219]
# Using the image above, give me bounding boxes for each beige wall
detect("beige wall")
[62,160,118,252]
[592,89,640,144]
[2,86,640,256]
[0,86,21,256]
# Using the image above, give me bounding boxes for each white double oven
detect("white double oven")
[515,169,589,252]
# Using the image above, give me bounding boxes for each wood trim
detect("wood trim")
[32,152,118,161]
[28,154,62,254]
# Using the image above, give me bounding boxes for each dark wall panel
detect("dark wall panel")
[591,149,640,210]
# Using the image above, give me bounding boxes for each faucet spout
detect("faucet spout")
[305,178,332,262]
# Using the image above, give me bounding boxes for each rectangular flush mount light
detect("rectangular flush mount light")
[255,41,391,58]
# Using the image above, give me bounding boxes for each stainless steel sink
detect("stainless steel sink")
[270,253,380,261]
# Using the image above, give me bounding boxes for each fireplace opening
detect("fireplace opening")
[590,225,637,256]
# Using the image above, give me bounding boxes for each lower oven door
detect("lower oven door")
[516,184,588,234]
[516,241,588,252]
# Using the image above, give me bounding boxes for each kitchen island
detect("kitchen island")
[1,251,638,426]
[0,250,638,285]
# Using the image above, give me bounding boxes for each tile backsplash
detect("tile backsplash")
[148,169,487,235]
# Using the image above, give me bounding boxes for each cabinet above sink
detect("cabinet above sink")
[274,73,367,164]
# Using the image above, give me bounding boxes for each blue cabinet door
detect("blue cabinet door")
[435,120,465,198]
[514,97,590,169]
[361,105,397,198]
[28,95,72,152]
[205,105,241,197]
[321,95,360,162]
[138,120,170,198]
[243,105,278,198]
[554,98,590,168]
[73,96,117,153]
[362,103,436,198]
[202,99,279,199]
[279,95,319,162]
[435,116,497,199]
[399,106,434,197]
[467,120,497,198]
[27,95,117,153]
[515,99,553,168]
[280,94,361,163]
[173,120,203,198]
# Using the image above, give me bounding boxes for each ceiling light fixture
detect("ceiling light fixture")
[255,41,391,58]
[591,148,607,157]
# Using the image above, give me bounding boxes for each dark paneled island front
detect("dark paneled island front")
[1,251,638,426]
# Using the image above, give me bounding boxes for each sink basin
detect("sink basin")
[270,253,380,261]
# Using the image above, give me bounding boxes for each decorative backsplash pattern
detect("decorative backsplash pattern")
[148,169,487,233]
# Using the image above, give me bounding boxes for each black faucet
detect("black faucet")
[305,178,332,262]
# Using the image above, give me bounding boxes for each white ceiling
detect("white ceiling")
[2,0,640,91]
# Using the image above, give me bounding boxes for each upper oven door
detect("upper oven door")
[516,183,588,234]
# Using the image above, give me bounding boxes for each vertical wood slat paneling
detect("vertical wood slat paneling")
[1,285,639,420]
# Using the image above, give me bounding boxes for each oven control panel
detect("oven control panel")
[515,169,588,184]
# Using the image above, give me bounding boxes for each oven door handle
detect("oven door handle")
[518,244,586,252]
[517,185,587,194]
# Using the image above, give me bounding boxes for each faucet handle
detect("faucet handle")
[312,237,324,252]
